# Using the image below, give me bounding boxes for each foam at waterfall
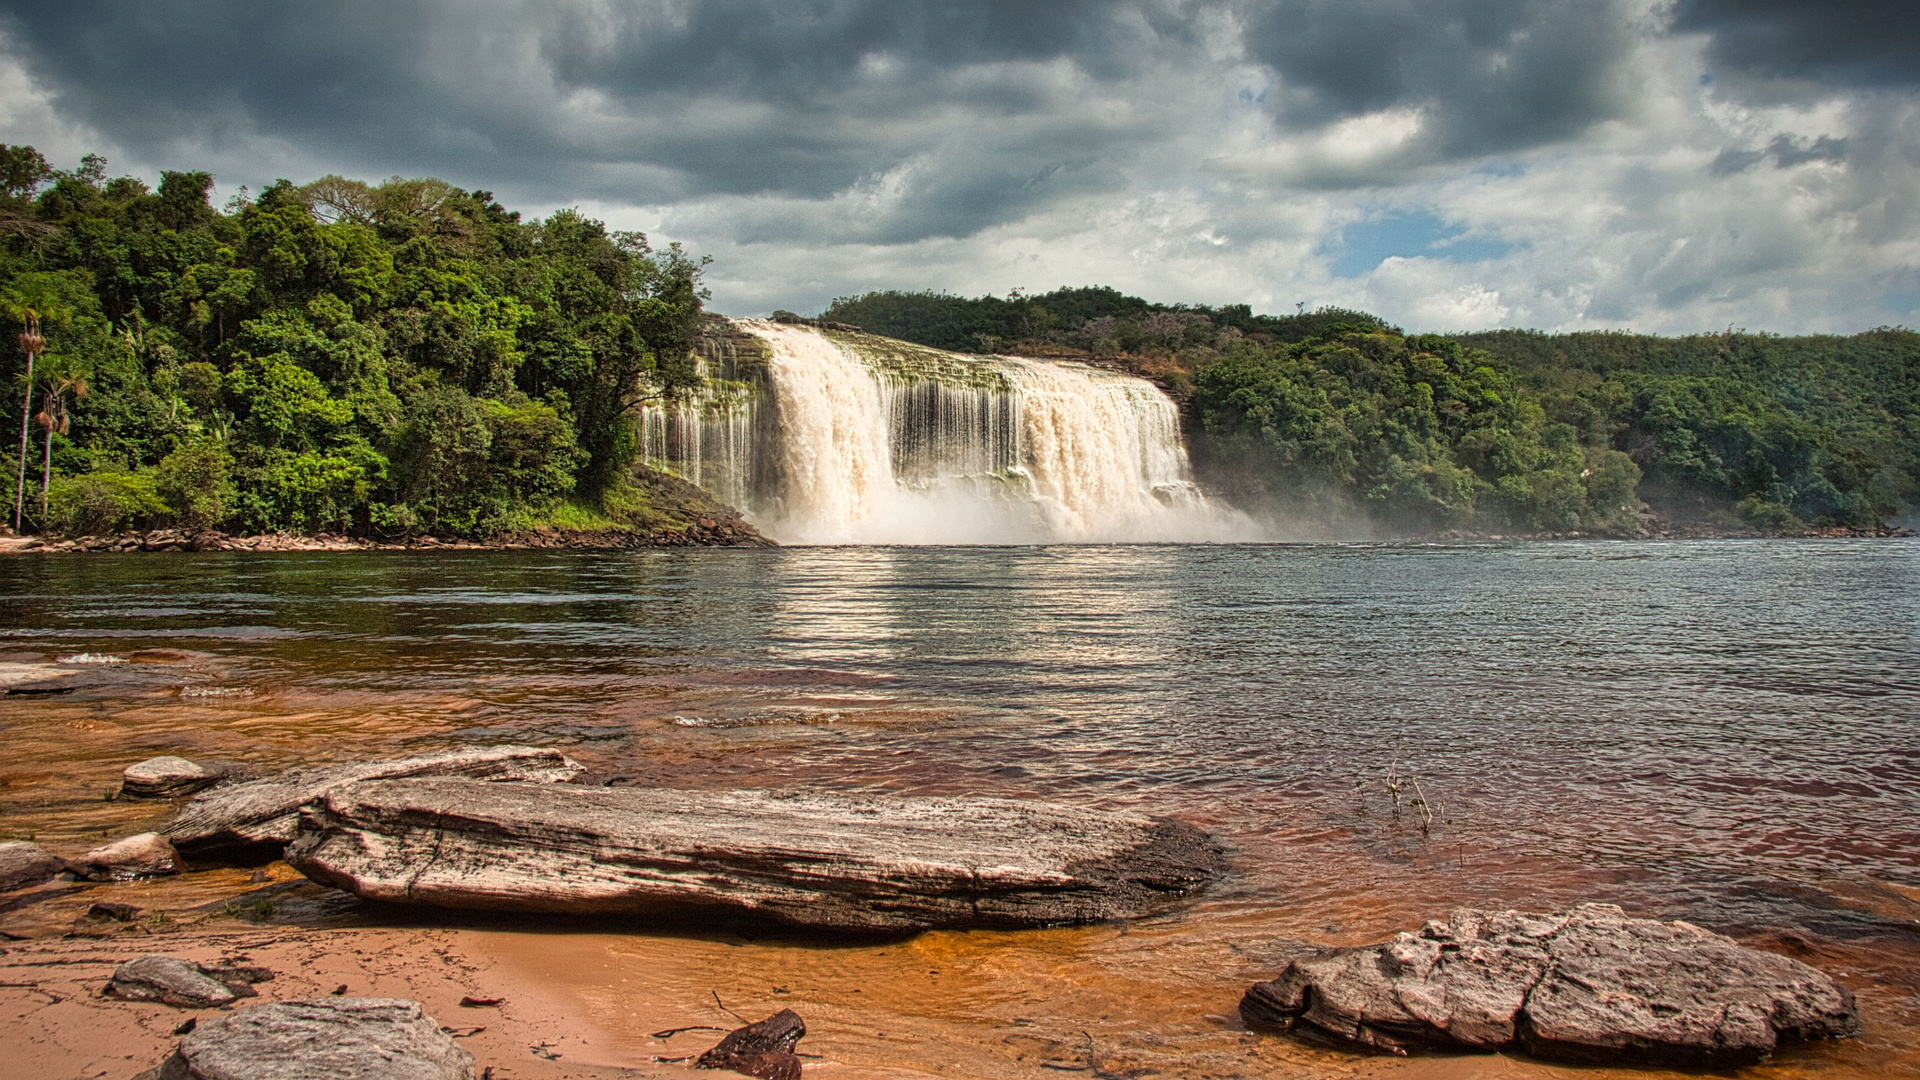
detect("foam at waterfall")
[743,320,1250,545]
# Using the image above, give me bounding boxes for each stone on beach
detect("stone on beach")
[74,832,179,880]
[697,1009,807,1080]
[164,746,586,861]
[137,997,473,1080]
[0,841,68,891]
[107,955,272,1008]
[286,778,1223,931]
[122,757,231,799]
[1239,903,1859,1067]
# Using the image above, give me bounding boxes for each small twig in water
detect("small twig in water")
[650,1024,728,1039]
[711,990,750,1024]
[1408,776,1436,836]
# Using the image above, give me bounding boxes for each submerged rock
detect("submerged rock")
[122,756,232,799]
[107,955,272,1008]
[0,841,68,890]
[137,998,473,1080]
[287,778,1222,931]
[74,832,179,880]
[1239,903,1859,1067]
[164,746,585,861]
[697,1009,806,1080]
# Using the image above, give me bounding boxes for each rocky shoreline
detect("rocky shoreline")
[0,748,1871,1076]
[0,519,774,555]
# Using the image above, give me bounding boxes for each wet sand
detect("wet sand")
[4,886,1914,1080]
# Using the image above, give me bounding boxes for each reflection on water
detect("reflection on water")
[2,540,1918,1077]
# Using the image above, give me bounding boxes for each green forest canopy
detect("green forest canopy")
[0,147,708,538]
[825,289,1918,533]
[0,143,1910,540]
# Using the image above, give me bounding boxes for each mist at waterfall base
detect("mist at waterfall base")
[643,320,1260,545]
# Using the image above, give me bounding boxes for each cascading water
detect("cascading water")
[740,320,1248,544]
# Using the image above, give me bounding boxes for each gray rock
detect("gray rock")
[164,746,585,861]
[140,998,474,1080]
[73,832,179,880]
[1240,903,1858,1067]
[122,757,230,799]
[286,778,1222,932]
[107,955,270,1008]
[0,840,67,890]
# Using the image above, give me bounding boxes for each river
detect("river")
[2,540,1916,1078]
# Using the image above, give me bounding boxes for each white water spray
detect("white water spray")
[744,320,1248,545]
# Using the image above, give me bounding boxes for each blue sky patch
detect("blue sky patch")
[1326,211,1518,279]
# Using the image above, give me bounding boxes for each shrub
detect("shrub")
[46,471,167,535]
[154,439,233,530]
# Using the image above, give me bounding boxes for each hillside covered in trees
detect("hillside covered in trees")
[0,141,1911,542]
[825,289,1918,535]
[0,145,712,540]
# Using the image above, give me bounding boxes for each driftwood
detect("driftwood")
[1240,904,1859,1067]
[164,746,584,862]
[696,1009,806,1080]
[286,778,1222,931]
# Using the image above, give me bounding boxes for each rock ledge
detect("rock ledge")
[287,778,1223,931]
[1240,903,1858,1067]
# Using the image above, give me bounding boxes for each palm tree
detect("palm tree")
[34,361,87,518]
[4,276,68,531]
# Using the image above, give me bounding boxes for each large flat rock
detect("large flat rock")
[1240,904,1858,1067]
[286,778,1222,931]
[164,746,584,861]
[139,998,473,1080]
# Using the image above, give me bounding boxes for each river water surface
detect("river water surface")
[3,540,1917,1078]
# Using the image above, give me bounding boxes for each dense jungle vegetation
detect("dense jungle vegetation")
[826,289,1918,533]
[0,145,707,538]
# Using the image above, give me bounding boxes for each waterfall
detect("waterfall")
[636,359,758,511]
[741,320,1246,545]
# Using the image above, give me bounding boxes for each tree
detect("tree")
[4,276,69,530]
[33,359,88,518]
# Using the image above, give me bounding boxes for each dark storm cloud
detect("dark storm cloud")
[1673,0,1920,86]
[0,0,1912,280]
[0,0,1167,212]
[1241,0,1638,164]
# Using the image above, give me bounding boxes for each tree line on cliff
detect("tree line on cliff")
[0,146,706,538]
[826,289,1917,534]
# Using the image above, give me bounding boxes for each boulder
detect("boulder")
[138,998,473,1080]
[1239,904,1859,1067]
[286,779,1222,931]
[122,756,231,799]
[0,840,67,890]
[698,1009,806,1080]
[74,832,179,880]
[164,746,585,861]
[107,955,272,1008]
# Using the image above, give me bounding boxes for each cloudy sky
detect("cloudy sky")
[0,0,1914,333]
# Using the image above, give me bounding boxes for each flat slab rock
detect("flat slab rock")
[107,954,273,1008]
[164,746,584,861]
[0,840,68,891]
[74,832,179,880]
[1240,904,1859,1067]
[122,756,235,799]
[138,997,473,1080]
[286,778,1223,931]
